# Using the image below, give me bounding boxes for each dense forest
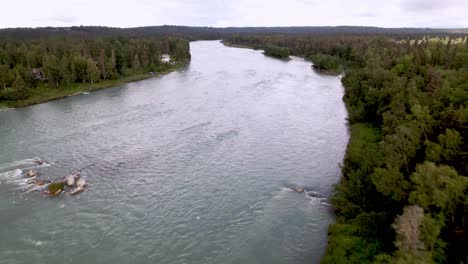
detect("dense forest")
[1,26,467,41]
[0,35,190,107]
[225,34,468,263]
[262,44,291,59]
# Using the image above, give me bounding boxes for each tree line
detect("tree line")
[0,36,190,101]
[225,34,468,263]
[263,44,290,59]
[1,26,467,41]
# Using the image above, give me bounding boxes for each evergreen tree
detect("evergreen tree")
[12,70,26,100]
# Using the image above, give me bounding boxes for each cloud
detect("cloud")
[0,0,466,28]
[49,15,79,24]
[401,0,450,12]
[354,12,377,18]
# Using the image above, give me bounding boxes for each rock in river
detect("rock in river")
[66,174,77,186]
[295,187,305,193]
[76,179,87,188]
[27,170,38,177]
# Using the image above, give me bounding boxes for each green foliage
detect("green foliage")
[262,44,290,58]
[371,166,410,201]
[409,162,467,215]
[0,64,13,89]
[47,182,64,195]
[43,55,61,87]
[425,129,463,164]
[332,123,384,219]
[322,223,381,264]
[13,70,26,100]
[312,53,342,74]
[0,36,191,104]
[86,59,100,84]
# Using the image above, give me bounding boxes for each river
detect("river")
[0,41,348,264]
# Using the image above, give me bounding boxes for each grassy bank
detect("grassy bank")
[0,63,186,109]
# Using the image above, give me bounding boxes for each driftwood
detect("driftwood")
[70,187,85,195]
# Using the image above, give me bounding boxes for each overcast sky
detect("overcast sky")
[1,0,467,28]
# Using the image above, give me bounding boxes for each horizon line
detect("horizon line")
[0,25,467,30]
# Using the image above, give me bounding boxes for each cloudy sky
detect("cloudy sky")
[1,0,467,28]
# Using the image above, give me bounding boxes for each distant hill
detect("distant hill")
[0,25,467,40]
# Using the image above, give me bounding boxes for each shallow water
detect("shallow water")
[0,41,348,264]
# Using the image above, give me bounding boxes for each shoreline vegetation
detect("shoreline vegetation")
[0,62,186,109]
[221,41,257,50]
[223,41,341,74]
[0,36,191,109]
[223,41,291,60]
[224,35,468,263]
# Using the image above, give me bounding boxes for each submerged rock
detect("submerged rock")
[34,160,44,165]
[27,170,38,177]
[76,179,87,188]
[70,179,88,195]
[295,187,305,193]
[65,174,76,186]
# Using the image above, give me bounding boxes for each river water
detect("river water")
[0,41,348,264]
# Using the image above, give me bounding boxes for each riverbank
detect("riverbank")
[311,65,343,76]
[0,63,187,109]
[322,123,382,263]
[222,41,340,75]
[221,41,260,50]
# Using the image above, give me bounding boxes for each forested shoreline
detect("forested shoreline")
[225,34,468,263]
[0,35,190,108]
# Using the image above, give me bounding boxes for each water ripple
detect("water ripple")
[0,40,348,264]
